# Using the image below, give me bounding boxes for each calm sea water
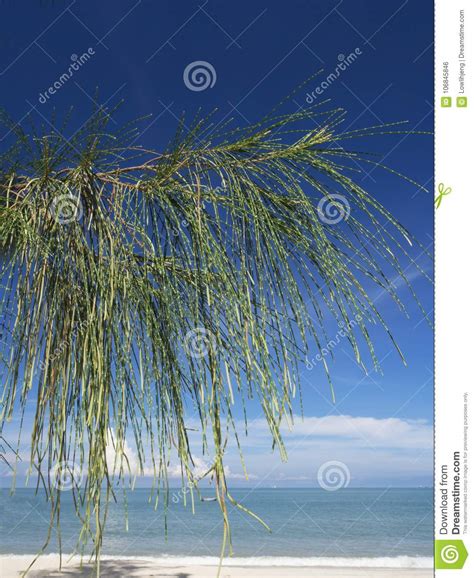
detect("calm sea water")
[0,488,433,566]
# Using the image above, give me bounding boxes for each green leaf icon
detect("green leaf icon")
[435,540,468,569]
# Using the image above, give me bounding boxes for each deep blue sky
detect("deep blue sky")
[0,0,433,486]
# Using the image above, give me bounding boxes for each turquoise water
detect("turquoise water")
[0,488,433,565]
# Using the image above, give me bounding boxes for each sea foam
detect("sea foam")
[0,554,433,568]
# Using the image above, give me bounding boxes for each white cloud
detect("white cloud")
[105,440,256,482]
[1,415,432,486]
[209,415,432,485]
[242,414,433,449]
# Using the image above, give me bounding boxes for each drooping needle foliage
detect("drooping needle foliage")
[0,96,430,573]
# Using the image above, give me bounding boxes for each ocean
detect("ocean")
[0,488,433,568]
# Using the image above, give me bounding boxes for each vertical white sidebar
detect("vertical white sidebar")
[435,0,473,575]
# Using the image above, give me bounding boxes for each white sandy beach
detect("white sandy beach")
[1,556,433,578]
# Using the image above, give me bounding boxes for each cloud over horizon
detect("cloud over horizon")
[1,414,432,487]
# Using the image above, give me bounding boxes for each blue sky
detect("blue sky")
[0,0,433,487]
